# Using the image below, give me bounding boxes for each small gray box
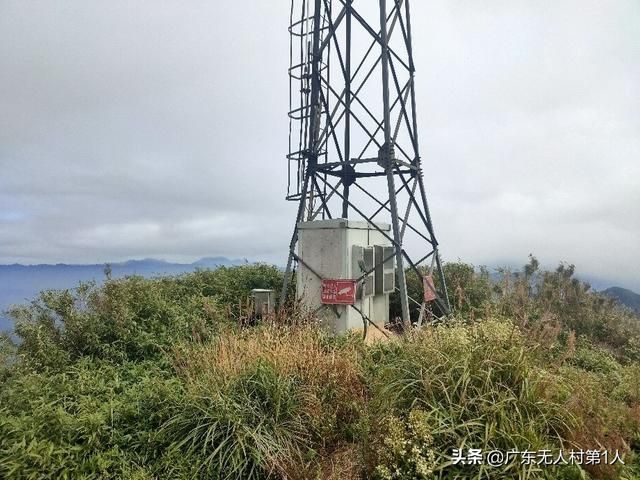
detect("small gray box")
[251,289,274,317]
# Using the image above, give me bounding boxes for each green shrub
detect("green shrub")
[163,360,308,479]
[441,262,493,316]
[389,262,492,320]
[571,343,621,375]
[363,319,576,479]
[0,332,15,382]
[372,409,437,480]
[0,359,182,479]
[8,264,283,370]
[1,260,639,479]
[488,257,640,365]
[168,324,367,479]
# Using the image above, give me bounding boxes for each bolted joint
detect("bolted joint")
[303,150,319,170]
[377,141,396,171]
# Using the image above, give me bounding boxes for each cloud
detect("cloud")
[0,0,638,290]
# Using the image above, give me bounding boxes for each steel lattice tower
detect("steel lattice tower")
[281,0,450,324]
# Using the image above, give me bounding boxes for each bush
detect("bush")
[363,319,576,479]
[0,332,15,382]
[1,260,639,479]
[389,262,493,321]
[8,264,283,370]
[372,409,437,480]
[163,360,308,479]
[490,257,640,363]
[168,324,366,479]
[571,343,621,375]
[0,359,182,479]
[441,262,493,316]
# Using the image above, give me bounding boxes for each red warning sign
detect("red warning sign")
[423,275,437,302]
[321,279,357,305]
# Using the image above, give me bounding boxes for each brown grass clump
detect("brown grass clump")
[317,445,363,480]
[560,369,638,479]
[173,324,362,392]
[167,324,369,479]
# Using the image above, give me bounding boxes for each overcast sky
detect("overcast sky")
[0,1,638,290]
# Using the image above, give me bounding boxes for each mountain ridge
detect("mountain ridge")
[602,286,640,313]
[1,256,246,269]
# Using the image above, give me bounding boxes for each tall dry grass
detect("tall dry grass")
[173,324,361,392]
[165,324,367,479]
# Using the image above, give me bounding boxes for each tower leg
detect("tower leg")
[280,174,311,309]
[379,0,410,325]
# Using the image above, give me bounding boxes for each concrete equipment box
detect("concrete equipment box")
[296,218,393,332]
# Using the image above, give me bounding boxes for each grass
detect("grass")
[0,261,639,479]
[166,324,366,479]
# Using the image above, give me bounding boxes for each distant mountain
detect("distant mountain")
[602,287,640,313]
[0,257,246,332]
[192,257,248,268]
